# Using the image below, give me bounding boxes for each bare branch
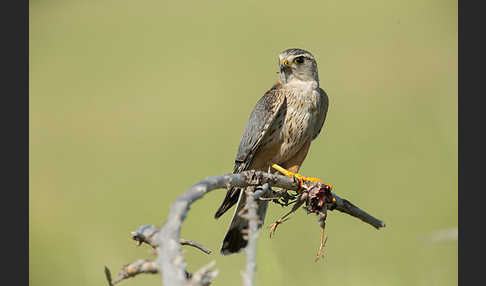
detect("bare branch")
[157,170,385,285]
[156,171,288,286]
[105,170,385,285]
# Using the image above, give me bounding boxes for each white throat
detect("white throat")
[284,78,318,90]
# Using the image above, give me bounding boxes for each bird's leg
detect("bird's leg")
[269,198,305,238]
[315,225,328,262]
[271,163,333,193]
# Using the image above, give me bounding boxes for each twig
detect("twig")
[105,259,159,285]
[131,225,212,254]
[331,194,386,229]
[104,266,114,286]
[180,239,213,255]
[186,261,219,286]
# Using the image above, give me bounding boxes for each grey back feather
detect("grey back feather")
[234,84,287,172]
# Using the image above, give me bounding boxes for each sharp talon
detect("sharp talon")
[269,222,279,238]
[269,217,291,238]
[269,221,281,238]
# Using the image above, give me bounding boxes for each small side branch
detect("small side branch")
[186,261,219,286]
[131,225,212,254]
[180,239,213,255]
[104,259,159,286]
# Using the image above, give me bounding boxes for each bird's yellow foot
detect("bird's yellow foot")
[271,164,333,197]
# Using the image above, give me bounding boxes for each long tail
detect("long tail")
[214,187,241,219]
[220,186,269,255]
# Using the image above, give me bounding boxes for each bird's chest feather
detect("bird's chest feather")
[269,83,321,161]
[282,85,320,140]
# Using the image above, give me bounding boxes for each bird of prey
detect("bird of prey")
[214,48,330,255]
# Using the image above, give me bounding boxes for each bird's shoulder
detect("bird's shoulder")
[255,81,287,114]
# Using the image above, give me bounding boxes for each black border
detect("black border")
[1,1,29,285]
[459,0,484,285]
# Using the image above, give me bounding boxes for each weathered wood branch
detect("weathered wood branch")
[157,170,385,286]
[106,170,385,286]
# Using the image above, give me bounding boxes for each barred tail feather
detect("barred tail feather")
[221,187,269,255]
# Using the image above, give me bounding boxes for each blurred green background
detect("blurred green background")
[30,0,457,285]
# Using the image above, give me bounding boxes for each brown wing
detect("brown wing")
[214,82,287,218]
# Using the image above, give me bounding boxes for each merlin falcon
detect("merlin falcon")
[215,48,330,255]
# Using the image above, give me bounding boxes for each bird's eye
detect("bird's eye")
[294,56,305,64]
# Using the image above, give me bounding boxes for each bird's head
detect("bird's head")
[278,48,319,85]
